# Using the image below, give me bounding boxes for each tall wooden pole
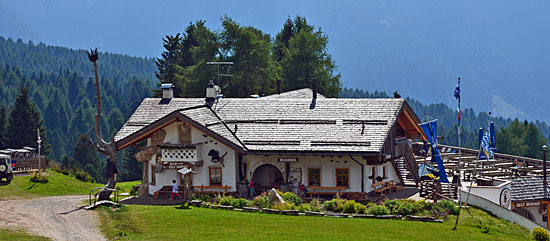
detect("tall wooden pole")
[86,48,118,201]
[453,77,462,230]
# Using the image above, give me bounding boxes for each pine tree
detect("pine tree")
[4,85,50,156]
[0,102,6,149]
[119,145,143,181]
[73,133,104,183]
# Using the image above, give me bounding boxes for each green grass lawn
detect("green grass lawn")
[98,205,531,241]
[0,170,102,199]
[0,228,51,241]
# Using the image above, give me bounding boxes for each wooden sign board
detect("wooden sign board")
[513,201,541,208]
[278,158,298,163]
[163,161,188,169]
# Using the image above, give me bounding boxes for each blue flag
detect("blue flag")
[481,124,494,159]
[419,120,449,183]
[454,79,460,100]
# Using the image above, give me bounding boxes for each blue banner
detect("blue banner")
[419,120,449,183]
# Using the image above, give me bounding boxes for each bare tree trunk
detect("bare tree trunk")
[138,164,149,197]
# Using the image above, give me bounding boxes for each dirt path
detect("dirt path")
[0,195,106,241]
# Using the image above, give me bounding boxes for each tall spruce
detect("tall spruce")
[154,34,183,97]
[277,16,341,97]
[119,145,143,181]
[73,133,104,183]
[4,85,50,155]
[0,102,6,149]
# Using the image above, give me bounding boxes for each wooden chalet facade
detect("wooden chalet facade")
[114,87,426,198]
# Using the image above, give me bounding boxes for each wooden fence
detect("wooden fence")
[13,156,46,172]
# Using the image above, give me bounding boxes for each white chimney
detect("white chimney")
[161,83,174,99]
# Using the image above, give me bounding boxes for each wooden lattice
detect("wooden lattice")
[162,148,197,162]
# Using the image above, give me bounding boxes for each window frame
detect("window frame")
[178,123,192,144]
[209,167,222,186]
[307,168,321,187]
[335,168,349,188]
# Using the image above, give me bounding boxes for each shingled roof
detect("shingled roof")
[510,177,550,201]
[261,88,326,99]
[115,89,419,154]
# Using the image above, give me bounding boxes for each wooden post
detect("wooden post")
[547,203,549,230]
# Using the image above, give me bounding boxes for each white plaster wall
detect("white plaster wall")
[147,122,237,195]
[365,162,401,193]
[243,155,401,193]
[518,206,547,228]
[467,182,512,210]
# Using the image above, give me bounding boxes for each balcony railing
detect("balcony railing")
[160,144,203,163]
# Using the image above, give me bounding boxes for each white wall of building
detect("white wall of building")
[243,155,401,193]
[147,122,237,195]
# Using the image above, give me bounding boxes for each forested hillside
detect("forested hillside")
[0,36,156,173]
[0,36,156,83]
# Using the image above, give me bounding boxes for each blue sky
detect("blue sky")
[2,0,549,121]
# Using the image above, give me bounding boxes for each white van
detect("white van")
[0,154,13,183]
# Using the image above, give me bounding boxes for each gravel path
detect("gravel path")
[0,195,106,241]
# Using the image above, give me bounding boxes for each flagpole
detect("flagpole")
[453,77,462,230]
[464,113,492,207]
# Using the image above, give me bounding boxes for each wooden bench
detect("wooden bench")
[307,186,346,198]
[153,185,185,199]
[373,181,394,194]
[193,185,231,194]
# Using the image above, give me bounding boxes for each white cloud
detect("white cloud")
[379,19,391,29]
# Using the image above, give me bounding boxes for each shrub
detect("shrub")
[272,202,296,211]
[367,205,390,216]
[342,200,359,214]
[396,202,415,216]
[309,199,322,212]
[298,203,312,213]
[533,227,550,241]
[30,171,49,183]
[323,199,338,211]
[73,169,93,183]
[355,202,367,214]
[334,199,345,212]
[220,196,234,206]
[436,200,459,215]
[193,193,211,203]
[251,193,270,208]
[414,199,433,215]
[281,192,302,205]
[384,200,401,214]
[231,198,250,208]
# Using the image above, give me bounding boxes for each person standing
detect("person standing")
[249,179,255,197]
[171,180,180,199]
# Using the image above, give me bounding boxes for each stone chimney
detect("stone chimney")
[161,83,174,99]
[205,80,217,108]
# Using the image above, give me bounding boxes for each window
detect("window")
[179,123,192,144]
[150,165,156,185]
[209,167,222,186]
[308,168,321,186]
[336,168,349,187]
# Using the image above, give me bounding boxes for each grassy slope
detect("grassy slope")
[0,171,139,240]
[98,205,531,241]
[0,170,102,199]
[0,228,51,241]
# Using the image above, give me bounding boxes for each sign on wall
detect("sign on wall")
[513,201,541,208]
[163,161,188,169]
[278,158,298,163]
[499,188,511,209]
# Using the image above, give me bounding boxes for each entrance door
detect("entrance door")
[252,164,283,193]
